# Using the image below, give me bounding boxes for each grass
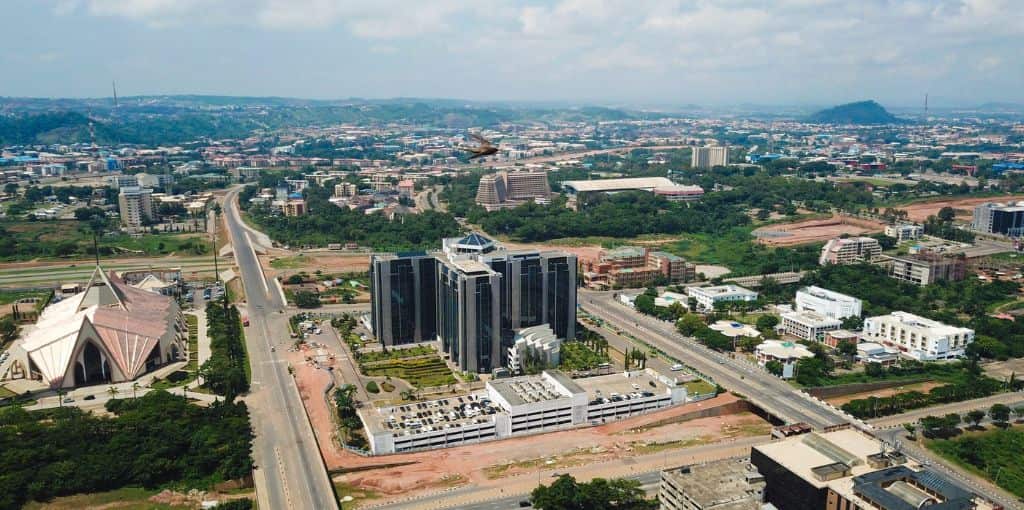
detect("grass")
[270,255,313,269]
[665,226,821,276]
[358,344,435,363]
[0,385,16,399]
[150,314,200,390]
[628,436,711,455]
[683,380,717,396]
[0,289,51,305]
[1,220,210,261]
[360,356,457,388]
[926,425,1024,498]
[559,341,610,371]
[21,487,189,510]
[333,480,380,508]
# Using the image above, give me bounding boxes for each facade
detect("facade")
[283,198,307,217]
[369,233,576,373]
[755,340,814,379]
[3,267,186,389]
[653,184,705,202]
[887,253,966,286]
[781,311,842,342]
[861,311,974,361]
[475,170,550,211]
[751,428,982,510]
[334,182,358,198]
[659,458,765,510]
[687,285,758,312]
[134,172,174,189]
[972,202,1024,236]
[583,246,696,288]
[117,186,154,227]
[884,223,923,242]
[691,146,729,169]
[819,237,882,265]
[506,325,561,374]
[397,179,415,198]
[106,174,139,189]
[795,286,862,320]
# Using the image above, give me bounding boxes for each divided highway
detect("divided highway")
[223,187,338,510]
[580,289,845,429]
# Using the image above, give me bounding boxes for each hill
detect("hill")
[808,100,902,124]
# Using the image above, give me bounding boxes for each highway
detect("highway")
[223,187,338,510]
[580,289,846,429]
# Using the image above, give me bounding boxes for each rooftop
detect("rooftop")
[662,458,766,510]
[367,393,500,437]
[561,176,674,193]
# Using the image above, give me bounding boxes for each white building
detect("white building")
[507,325,561,374]
[884,223,923,242]
[861,311,974,361]
[687,285,758,312]
[819,237,881,265]
[754,340,814,379]
[780,310,842,342]
[691,146,729,169]
[794,286,862,320]
[117,186,154,227]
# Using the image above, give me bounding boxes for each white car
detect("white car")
[670,364,684,371]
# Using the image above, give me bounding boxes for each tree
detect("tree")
[0,315,18,345]
[765,360,783,377]
[293,291,321,309]
[902,423,916,440]
[989,403,1011,427]
[966,409,986,428]
[531,475,658,510]
[755,314,779,331]
[676,314,705,336]
[836,340,857,356]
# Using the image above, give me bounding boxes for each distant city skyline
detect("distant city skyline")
[3,0,1022,107]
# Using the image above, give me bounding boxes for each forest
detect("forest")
[0,391,253,509]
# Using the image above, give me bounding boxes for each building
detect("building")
[795,286,862,320]
[824,330,859,349]
[687,285,758,312]
[506,325,561,374]
[884,223,923,242]
[887,253,965,286]
[369,233,577,373]
[362,369,686,454]
[781,311,842,342]
[972,202,1024,236]
[653,184,705,202]
[334,182,358,198]
[861,311,974,361]
[283,198,307,217]
[475,170,551,211]
[106,174,139,189]
[691,146,729,169]
[856,342,900,366]
[134,172,174,190]
[819,237,882,265]
[561,176,675,195]
[397,179,415,198]
[1,267,186,389]
[659,458,766,510]
[751,427,984,510]
[117,186,154,227]
[755,340,814,378]
[583,246,696,288]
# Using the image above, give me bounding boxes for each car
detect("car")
[83,394,96,401]
[271,346,276,352]
[670,364,684,371]
[519,501,532,508]
[63,397,75,403]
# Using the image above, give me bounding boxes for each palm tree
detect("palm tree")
[56,388,66,408]
[106,385,119,400]
[131,382,140,399]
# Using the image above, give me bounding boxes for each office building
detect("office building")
[370,253,439,346]
[972,202,1024,236]
[819,237,882,265]
[506,325,561,374]
[106,174,139,189]
[369,233,576,373]
[687,285,758,312]
[475,170,550,211]
[583,246,696,288]
[861,311,974,361]
[884,223,923,242]
[691,146,729,169]
[659,458,765,510]
[117,186,154,227]
[134,172,174,190]
[752,427,984,510]
[781,311,842,342]
[887,253,965,286]
[795,286,862,320]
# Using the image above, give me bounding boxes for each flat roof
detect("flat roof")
[561,177,674,193]
[663,458,765,510]
[367,392,500,437]
[753,429,883,489]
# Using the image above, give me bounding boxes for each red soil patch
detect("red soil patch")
[753,215,886,247]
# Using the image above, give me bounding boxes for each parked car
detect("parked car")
[670,364,684,371]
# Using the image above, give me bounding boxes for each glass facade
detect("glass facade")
[545,256,574,340]
[474,279,493,372]
[520,258,544,328]
[389,259,416,343]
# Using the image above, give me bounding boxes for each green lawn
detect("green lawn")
[683,380,717,396]
[270,255,313,269]
[0,289,51,305]
[361,356,457,388]
[665,226,821,276]
[0,385,17,399]
[358,344,436,363]
[150,314,200,390]
[1,220,209,261]
[559,341,610,371]
[927,425,1024,498]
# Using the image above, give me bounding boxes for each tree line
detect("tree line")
[199,301,250,400]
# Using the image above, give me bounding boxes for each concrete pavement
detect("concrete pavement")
[869,393,1024,428]
[224,186,338,510]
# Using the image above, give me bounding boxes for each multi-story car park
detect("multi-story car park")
[361,370,687,454]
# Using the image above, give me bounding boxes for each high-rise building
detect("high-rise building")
[475,171,550,211]
[118,186,154,227]
[370,253,438,346]
[819,237,881,265]
[334,182,358,198]
[691,146,729,169]
[972,202,1024,236]
[438,257,503,372]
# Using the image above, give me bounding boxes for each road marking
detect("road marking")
[274,447,294,510]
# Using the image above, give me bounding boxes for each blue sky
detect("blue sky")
[2,0,1022,107]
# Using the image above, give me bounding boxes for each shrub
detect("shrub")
[380,382,396,392]
[365,381,380,393]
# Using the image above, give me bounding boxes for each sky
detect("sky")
[2,0,1022,107]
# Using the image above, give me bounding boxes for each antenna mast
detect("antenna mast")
[112,81,119,109]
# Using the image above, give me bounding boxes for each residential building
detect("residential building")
[583,246,696,288]
[861,311,974,361]
[1,266,186,389]
[659,458,765,510]
[283,198,307,217]
[755,340,814,378]
[370,253,438,346]
[819,237,882,265]
[334,182,358,198]
[117,186,154,227]
[884,223,923,242]
[887,253,965,286]
[751,427,984,510]
[781,311,842,342]
[795,286,862,320]
[691,146,729,169]
[687,285,758,312]
[972,202,1024,236]
[475,170,550,211]
[507,325,561,374]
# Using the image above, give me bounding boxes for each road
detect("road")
[223,187,338,510]
[869,393,1024,428]
[579,289,845,429]
[467,144,690,169]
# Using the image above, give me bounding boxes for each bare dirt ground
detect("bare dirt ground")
[897,195,1024,223]
[296,386,763,502]
[753,215,886,247]
[825,381,943,407]
[502,240,607,264]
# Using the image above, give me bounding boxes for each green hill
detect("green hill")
[808,100,902,124]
